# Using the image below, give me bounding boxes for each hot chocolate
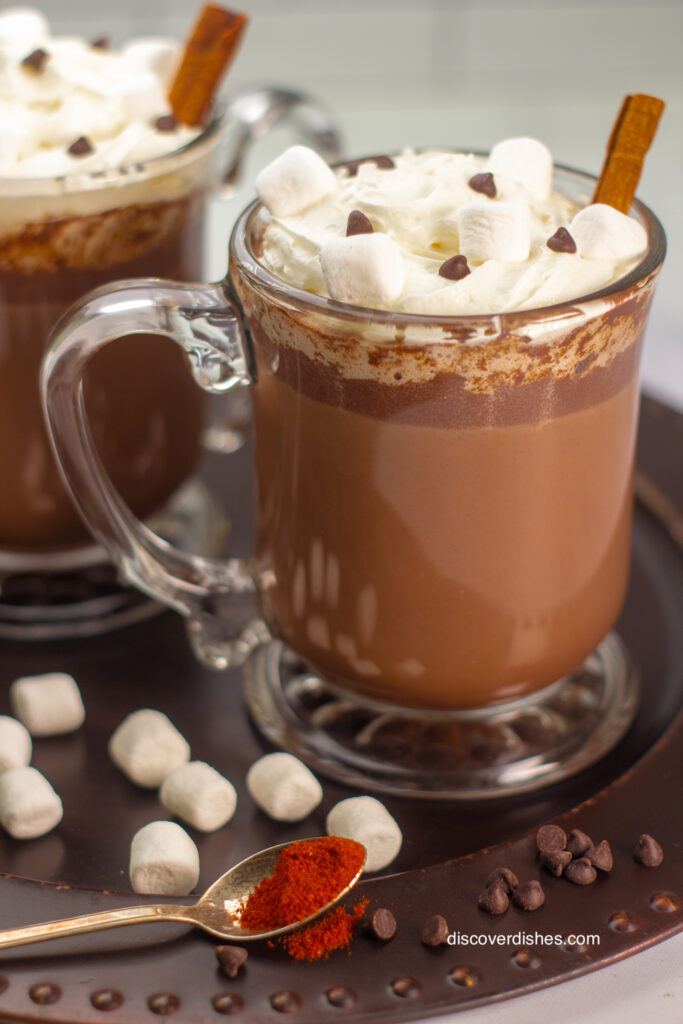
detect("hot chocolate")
[230,145,660,709]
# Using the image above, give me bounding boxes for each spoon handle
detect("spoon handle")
[0,903,198,950]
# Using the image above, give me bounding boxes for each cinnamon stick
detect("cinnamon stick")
[169,4,249,126]
[592,94,665,213]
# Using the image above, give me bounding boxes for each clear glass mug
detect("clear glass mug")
[0,88,339,570]
[41,161,665,797]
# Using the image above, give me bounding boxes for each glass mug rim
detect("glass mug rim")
[230,158,666,333]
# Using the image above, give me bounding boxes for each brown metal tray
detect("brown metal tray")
[0,395,681,1023]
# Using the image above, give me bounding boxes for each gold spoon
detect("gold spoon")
[0,838,365,951]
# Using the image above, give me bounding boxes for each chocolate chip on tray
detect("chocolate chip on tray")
[346,210,374,236]
[566,828,593,858]
[438,254,471,280]
[540,849,572,877]
[367,907,397,940]
[421,913,449,946]
[155,114,178,132]
[585,840,613,872]
[512,880,545,911]
[564,857,597,886]
[67,136,94,156]
[21,48,48,72]
[215,944,248,979]
[468,172,496,198]
[546,226,577,253]
[536,824,567,853]
[634,834,664,867]
[478,882,509,916]
[485,866,519,893]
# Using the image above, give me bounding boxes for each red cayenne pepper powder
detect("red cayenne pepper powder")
[239,837,365,933]
[282,898,369,962]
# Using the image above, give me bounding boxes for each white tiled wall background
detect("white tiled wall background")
[12,0,682,408]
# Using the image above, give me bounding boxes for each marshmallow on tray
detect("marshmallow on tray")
[160,761,237,832]
[9,672,85,737]
[320,233,406,304]
[0,766,63,839]
[487,137,553,200]
[570,203,648,262]
[109,709,190,788]
[326,795,402,872]
[256,145,337,217]
[457,201,530,263]
[246,752,322,822]
[0,715,32,773]
[129,820,200,895]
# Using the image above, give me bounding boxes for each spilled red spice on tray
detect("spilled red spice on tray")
[282,898,369,961]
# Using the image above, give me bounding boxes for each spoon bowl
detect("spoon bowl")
[0,837,366,951]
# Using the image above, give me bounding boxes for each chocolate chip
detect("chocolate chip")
[346,210,374,236]
[485,867,519,893]
[155,114,178,132]
[564,857,597,885]
[421,914,449,946]
[91,37,111,50]
[566,828,593,858]
[21,48,49,72]
[346,155,395,176]
[67,136,94,157]
[478,882,509,916]
[634,834,663,867]
[368,907,396,940]
[585,840,613,872]
[540,849,572,877]
[215,945,248,979]
[536,824,567,853]
[439,254,470,281]
[468,172,496,198]
[512,880,545,911]
[546,226,577,253]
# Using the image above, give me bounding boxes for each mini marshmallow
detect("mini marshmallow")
[129,820,199,895]
[0,716,32,773]
[9,672,85,737]
[0,766,63,839]
[487,137,553,200]
[255,145,337,217]
[246,752,322,822]
[326,795,402,872]
[160,761,237,832]
[570,203,648,263]
[121,38,180,84]
[320,233,406,304]
[457,201,530,263]
[0,8,49,47]
[109,709,190,789]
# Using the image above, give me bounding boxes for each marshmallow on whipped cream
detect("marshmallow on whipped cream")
[0,7,200,177]
[255,142,649,316]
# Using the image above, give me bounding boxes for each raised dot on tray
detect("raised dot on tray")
[511,947,541,969]
[326,985,356,1008]
[29,982,61,1005]
[650,892,679,913]
[391,977,422,999]
[91,988,124,1012]
[270,991,301,1013]
[608,911,638,933]
[212,992,244,1015]
[147,992,180,1015]
[448,965,480,988]
[0,975,8,995]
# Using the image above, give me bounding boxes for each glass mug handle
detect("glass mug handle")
[41,279,266,670]
[219,87,341,185]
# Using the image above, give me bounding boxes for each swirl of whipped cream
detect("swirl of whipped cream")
[256,146,648,316]
[0,6,200,178]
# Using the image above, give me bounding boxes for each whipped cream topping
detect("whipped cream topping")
[256,145,649,316]
[0,7,200,178]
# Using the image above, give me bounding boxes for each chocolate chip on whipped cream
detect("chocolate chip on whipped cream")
[346,209,374,236]
[91,36,111,50]
[155,114,179,132]
[547,226,577,253]
[438,254,470,280]
[67,136,93,157]
[21,47,48,72]
[468,171,496,198]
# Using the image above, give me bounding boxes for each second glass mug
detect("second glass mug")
[41,162,665,797]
